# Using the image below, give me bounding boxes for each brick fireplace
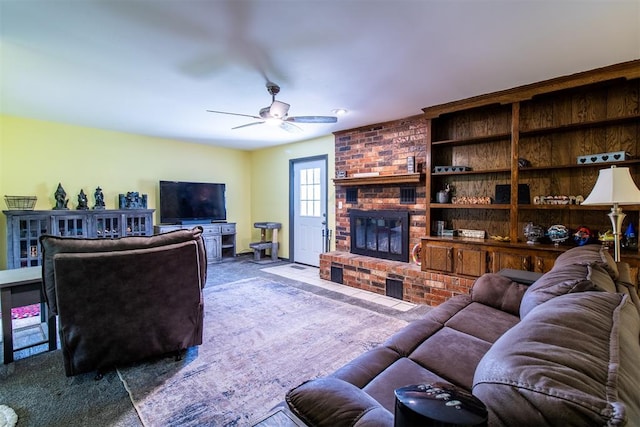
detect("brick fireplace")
[350,209,410,262]
[319,115,475,306]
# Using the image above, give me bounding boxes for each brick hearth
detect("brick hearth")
[320,252,475,306]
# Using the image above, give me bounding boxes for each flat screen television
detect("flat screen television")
[159,180,227,224]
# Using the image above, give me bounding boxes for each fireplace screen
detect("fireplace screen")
[350,209,409,262]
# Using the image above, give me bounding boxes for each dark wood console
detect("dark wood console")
[4,209,154,269]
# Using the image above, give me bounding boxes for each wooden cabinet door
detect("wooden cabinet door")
[423,243,453,273]
[490,251,531,272]
[533,254,557,273]
[455,247,487,277]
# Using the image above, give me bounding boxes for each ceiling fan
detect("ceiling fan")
[207,82,338,133]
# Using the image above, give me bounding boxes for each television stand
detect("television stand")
[155,222,236,264]
[179,219,211,225]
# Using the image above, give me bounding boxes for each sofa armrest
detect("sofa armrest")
[615,262,640,314]
[471,273,529,316]
[286,378,393,427]
[497,268,543,285]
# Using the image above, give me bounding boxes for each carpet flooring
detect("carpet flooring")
[0,256,430,426]
[117,277,409,426]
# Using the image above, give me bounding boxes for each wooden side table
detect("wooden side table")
[0,266,56,363]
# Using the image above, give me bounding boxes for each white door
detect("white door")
[292,157,327,266]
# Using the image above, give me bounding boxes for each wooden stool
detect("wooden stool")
[249,222,282,262]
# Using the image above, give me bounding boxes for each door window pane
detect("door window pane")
[299,167,321,217]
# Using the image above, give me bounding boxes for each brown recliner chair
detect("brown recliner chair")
[40,227,207,376]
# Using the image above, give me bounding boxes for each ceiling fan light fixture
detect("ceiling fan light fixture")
[264,117,283,127]
[332,108,348,116]
[270,100,290,119]
[207,82,335,134]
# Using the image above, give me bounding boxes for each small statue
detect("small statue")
[93,186,105,210]
[437,183,451,203]
[53,183,69,210]
[119,191,148,209]
[77,189,89,210]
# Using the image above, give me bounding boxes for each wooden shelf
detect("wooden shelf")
[518,159,640,172]
[333,173,423,186]
[520,114,640,136]
[423,235,590,252]
[430,203,510,210]
[518,204,640,211]
[431,132,512,147]
[432,167,511,176]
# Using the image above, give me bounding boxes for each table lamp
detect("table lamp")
[582,165,640,261]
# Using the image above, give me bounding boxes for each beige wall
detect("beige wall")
[0,114,335,269]
[249,135,335,259]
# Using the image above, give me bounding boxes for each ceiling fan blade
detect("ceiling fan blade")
[206,110,262,120]
[280,121,303,133]
[232,121,264,130]
[286,116,338,124]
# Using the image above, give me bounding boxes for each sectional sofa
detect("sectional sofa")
[286,245,640,426]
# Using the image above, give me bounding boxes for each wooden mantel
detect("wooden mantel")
[333,173,423,186]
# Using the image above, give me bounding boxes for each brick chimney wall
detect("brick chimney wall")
[333,115,427,253]
[324,114,478,307]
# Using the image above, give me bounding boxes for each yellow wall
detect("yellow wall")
[0,115,251,269]
[0,114,335,268]
[249,135,335,259]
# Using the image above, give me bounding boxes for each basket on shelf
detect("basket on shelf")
[4,195,37,210]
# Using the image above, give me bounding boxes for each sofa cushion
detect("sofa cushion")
[553,244,618,279]
[519,248,623,319]
[40,227,204,315]
[471,273,528,316]
[519,263,597,318]
[359,358,450,412]
[330,293,519,412]
[445,302,520,344]
[587,262,617,293]
[408,327,492,390]
[287,377,394,427]
[473,292,640,426]
[383,295,473,357]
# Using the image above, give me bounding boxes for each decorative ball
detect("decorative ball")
[548,224,569,245]
[524,222,544,244]
[573,226,592,246]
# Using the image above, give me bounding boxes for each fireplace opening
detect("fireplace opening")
[349,209,410,262]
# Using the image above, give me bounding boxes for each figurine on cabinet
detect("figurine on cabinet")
[119,191,147,209]
[76,189,89,210]
[53,183,69,210]
[93,186,105,210]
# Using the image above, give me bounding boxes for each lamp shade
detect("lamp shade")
[582,166,640,206]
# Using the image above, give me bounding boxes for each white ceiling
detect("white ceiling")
[1,1,639,151]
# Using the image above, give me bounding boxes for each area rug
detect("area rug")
[117,277,409,426]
